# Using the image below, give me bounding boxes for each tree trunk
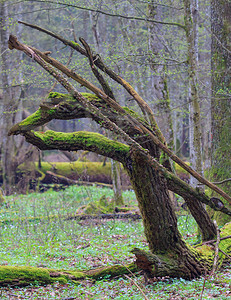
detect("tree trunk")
[211,0,231,225]
[0,2,16,194]
[183,0,203,188]
[125,146,206,278]
[111,159,124,206]
[148,1,174,149]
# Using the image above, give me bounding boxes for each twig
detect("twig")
[210,220,221,275]
[121,264,148,292]
[202,235,231,245]
[200,272,208,300]
[124,275,150,300]
[79,37,115,100]
[20,2,186,29]
[198,178,231,185]
[201,221,221,300]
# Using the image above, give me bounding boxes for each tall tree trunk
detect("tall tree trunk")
[0,2,16,194]
[148,1,174,149]
[0,2,24,194]
[211,0,231,224]
[184,0,203,187]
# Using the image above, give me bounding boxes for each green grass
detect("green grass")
[0,186,230,299]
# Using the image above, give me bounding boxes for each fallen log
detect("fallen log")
[46,170,115,188]
[65,212,142,221]
[0,263,138,287]
[0,212,141,226]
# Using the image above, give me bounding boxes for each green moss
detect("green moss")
[16,92,101,131]
[84,202,107,214]
[48,92,67,99]
[123,107,149,126]
[63,271,85,280]
[76,195,114,214]
[99,195,109,207]
[219,222,231,253]
[86,263,138,280]
[0,266,85,287]
[194,222,231,268]
[81,92,100,101]
[0,266,49,281]
[70,41,82,49]
[48,91,100,102]
[32,130,129,157]
[0,266,54,286]
[19,109,43,127]
[175,161,190,175]
[19,161,113,179]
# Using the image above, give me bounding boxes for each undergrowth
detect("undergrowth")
[0,186,230,299]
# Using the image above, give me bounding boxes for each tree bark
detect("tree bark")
[183,0,204,187]
[148,1,174,149]
[22,130,209,278]
[111,159,124,206]
[0,3,16,194]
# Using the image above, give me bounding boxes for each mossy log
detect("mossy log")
[46,170,115,188]
[0,263,137,287]
[0,266,84,287]
[18,160,188,187]
[17,161,130,187]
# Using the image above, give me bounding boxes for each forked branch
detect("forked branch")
[18,20,165,141]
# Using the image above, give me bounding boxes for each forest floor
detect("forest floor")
[0,186,230,299]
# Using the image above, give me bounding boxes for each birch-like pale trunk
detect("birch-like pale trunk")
[184,0,203,187]
[111,159,124,206]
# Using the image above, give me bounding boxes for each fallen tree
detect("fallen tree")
[7,26,231,281]
[0,263,138,287]
[18,160,129,188]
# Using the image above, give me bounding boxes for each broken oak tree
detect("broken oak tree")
[8,29,231,280]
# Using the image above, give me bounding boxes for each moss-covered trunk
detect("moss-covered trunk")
[125,146,206,279]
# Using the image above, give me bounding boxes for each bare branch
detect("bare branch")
[18,21,166,141]
[202,235,231,245]
[198,178,231,185]
[22,0,185,29]
[79,37,115,100]
[210,221,220,275]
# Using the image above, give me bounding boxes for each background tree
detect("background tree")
[0,2,27,194]
[210,0,231,224]
[183,0,203,187]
